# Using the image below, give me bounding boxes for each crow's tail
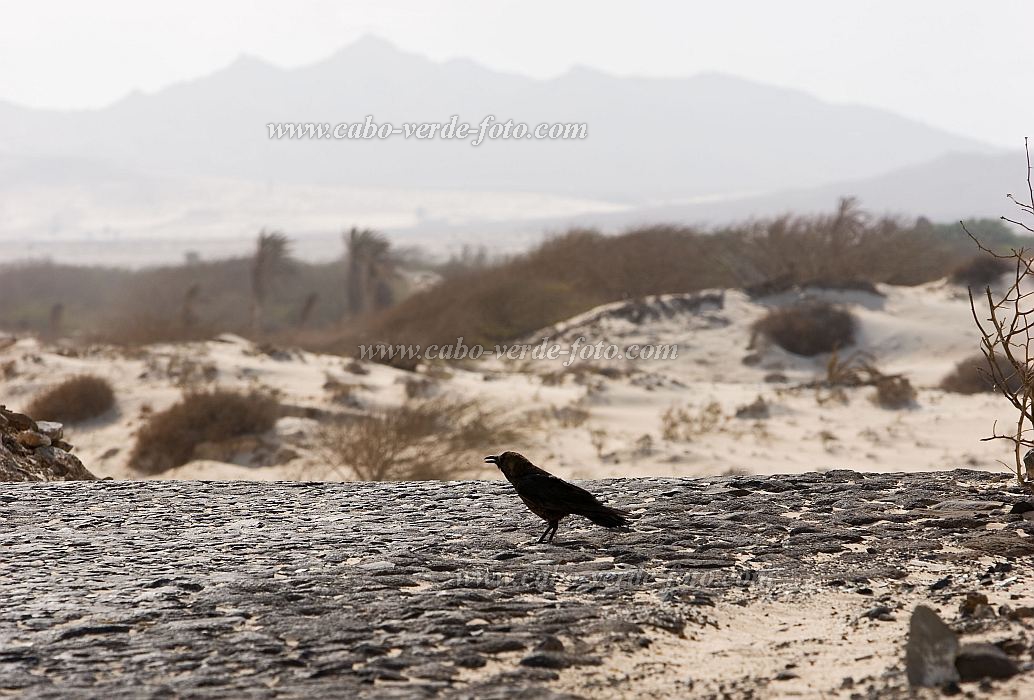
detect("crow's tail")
[582,505,631,528]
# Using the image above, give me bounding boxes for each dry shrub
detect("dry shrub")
[323,377,364,407]
[145,353,219,388]
[98,312,218,346]
[872,376,917,409]
[129,390,280,474]
[949,255,1011,288]
[404,377,438,399]
[939,354,1022,395]
[662,401,724,441]
[26,375,116,424]
[734,396,770,419]
[314,396,522,481]
[344,359,370,375]
[752,301,855,356]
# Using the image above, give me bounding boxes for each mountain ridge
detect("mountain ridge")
[0,36,997,201]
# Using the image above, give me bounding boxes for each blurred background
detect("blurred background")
[1,1,1032,482]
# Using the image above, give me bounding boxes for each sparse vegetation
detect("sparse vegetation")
[752,301,855,356]
[129,390,280,474]
[661,401,724,441]
[25,375,116,424]
[323,377,364,407]
[0,206,1024,352]
[939,354,1021,394]
[531,404,591,429]
[949,255,1011,288]
[735,396,770,419]
[312,396,522,481]
[962,140,1034,483]
[872,376,917,409]
[588,427,608,458]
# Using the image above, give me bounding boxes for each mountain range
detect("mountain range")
[0,36,1024,263]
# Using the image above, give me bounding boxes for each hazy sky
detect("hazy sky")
[2,1,1030,148]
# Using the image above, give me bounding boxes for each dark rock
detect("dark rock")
[535,636,565,652]
[453,654,486,669]
[959,592,994,619]
[863,605,895,622]
[955,643,1019,681]
[520,652,571,669]
[963,533,1034,558]
[474,638,527,654]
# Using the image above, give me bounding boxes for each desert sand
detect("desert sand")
[0,278,1017,483]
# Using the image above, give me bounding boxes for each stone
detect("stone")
[534,636,565,652]
[1,411,95,482]
[905,606,959,687]
[963,533,1034,558]
[35,421,64,440]
[959,592,994,619]
[955,643,1019,681]
[16,430,50,448]
[520,652,571,669]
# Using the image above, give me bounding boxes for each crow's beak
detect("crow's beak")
[484,455,499,464]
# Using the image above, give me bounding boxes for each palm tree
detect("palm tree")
[250,230,293,333]
[344,227,396,316]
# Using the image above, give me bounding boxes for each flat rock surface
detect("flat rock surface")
[3,470,1034,698]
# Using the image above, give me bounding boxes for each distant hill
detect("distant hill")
[510,150,1033,230]
[0,36,996,203]
[2,36,1021,264]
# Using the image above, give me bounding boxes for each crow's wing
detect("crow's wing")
[514,471,615,513]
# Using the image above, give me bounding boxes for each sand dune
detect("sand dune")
[0,279,1014,482]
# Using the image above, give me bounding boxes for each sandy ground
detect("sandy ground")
[550,583,1034,699]
[0,279,1019,482]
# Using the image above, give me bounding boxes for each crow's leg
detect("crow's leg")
[537,521,554,544]
[546,521,560,543]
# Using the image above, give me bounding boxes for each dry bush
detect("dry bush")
[735,396,770,419]
[344,359,370,375]
[662,401,724,441]
[822,350,882,387]
[939,354,1022,394]
[404,377,438,399]
[526,404,591,429]
[963,140,1034,482]
[129,390,280,474]
[26,375,116,424]
[872,376,917,409]
[723,198,962,294]
[541,364,632,387]
[323,377,364,407]
[98,312,219,346]
[145,353,219,388]
[790,350,913,408]
[752,301,855,356]
[314,396,523,481]
[554,404,591,428]
[588,428,608,458]
[949,255,1011,288]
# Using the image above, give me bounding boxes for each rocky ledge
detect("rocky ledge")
[3,470,1034,698]
[0,406,95,482]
